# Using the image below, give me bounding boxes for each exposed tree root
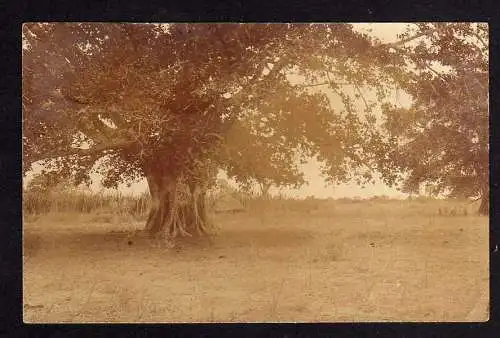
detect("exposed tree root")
[478,193,488,216]
[144,173,213,243]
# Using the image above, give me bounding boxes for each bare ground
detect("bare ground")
[23,199,489,323]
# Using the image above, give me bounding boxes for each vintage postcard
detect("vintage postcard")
[22,22,489,323]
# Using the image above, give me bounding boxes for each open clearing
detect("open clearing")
[23,199,489,323]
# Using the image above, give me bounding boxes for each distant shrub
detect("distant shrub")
[335,197,365,204]
[368,195,394,203]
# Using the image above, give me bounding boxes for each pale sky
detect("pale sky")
[26,23,416,199]
[352,23,410,43]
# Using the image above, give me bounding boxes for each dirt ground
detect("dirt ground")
[23,199,489,323]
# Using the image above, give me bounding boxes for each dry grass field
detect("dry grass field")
[23,198,489,323]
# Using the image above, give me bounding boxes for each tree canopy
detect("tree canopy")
[23,23,386,185]
[370,23,489,214]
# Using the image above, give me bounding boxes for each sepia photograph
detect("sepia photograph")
[22,22,489,323]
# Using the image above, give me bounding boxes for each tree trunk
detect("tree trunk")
[478,187,489,216]
[144,172,212,239]
[185,183,211,236]
[260,181,272,200]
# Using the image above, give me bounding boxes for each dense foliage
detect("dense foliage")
[371,23,489,214]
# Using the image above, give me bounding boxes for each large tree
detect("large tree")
[21,23,410,239]
[369,23,489,214]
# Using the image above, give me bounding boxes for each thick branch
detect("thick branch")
[230,57,290,102]
[25,137,135,166]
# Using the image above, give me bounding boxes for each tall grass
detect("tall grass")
[23,190,151,216]
[23,188,477,218]
[23,188,320,216]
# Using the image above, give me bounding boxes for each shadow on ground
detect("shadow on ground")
[24,223,315,260]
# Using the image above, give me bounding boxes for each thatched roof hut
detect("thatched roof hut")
[211,193,245,213]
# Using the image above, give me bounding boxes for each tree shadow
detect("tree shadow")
[23,228,221,259]
[214,227,315,249]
